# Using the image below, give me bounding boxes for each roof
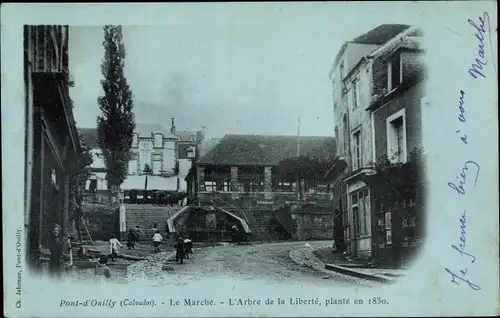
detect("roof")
[79,128,99,148]
[330,24,412,77]
[198,134,336,166]
[135,123,178,139]
[199,138,222,157]
[352,24,411,45]
[176,130,199,142]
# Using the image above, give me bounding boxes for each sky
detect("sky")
[69,3,426,139]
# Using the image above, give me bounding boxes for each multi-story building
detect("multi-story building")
[24,25,81,272]
[366,28,426,267]
[175,125,205,191]
[326,24,420,258]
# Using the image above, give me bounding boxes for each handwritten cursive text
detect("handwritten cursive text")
[468,12,490,79]
[448,161,480,196]
[445,211,480,290]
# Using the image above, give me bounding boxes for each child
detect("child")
[109,235,122,261]
[94,255,112,282]
[184,237,193,259]
[152,231,163,253]
[127,228,136,250]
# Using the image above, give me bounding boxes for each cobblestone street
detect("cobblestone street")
[125,241,380,287]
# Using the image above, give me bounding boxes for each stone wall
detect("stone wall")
[197,192,334,241]
[122,204,182,240]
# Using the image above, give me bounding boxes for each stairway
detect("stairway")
[211,195,258,234]
[78,217,94,245]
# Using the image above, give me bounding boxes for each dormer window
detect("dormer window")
[154,133,163,148]
[387,53,402,92]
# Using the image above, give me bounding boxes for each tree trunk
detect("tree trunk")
[144,174,148,201]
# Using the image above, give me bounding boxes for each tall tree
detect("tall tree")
[97,25,136,192]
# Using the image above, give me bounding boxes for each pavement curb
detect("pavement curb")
[324,263,394,283]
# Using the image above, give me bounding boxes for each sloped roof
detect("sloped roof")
[199,138,222,157]
[331,24,413,75]
[176,130,199,142]
[198,134,336,166]
[135,123,178,139]
[79,128,99,148]
[352,24,411,45]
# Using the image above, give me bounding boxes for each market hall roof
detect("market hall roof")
[197,134,336,166]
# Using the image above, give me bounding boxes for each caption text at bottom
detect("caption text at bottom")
[60,296,389,309]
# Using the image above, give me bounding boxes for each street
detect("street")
[125,241,380,288]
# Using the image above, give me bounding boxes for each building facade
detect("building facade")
[327,24,413,257]
[176,125,205,191]
[24,25,81,272]
[327,24,425,260]
[127,120,179,177]
[366,30,426,267]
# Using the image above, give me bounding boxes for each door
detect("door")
[352,205,359,256]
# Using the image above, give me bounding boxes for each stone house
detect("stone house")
[365,29,426,267]
[185,134,336,241]
[326,24,424,259]
[24,25,81,272]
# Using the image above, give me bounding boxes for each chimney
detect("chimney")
[171,118,176,135]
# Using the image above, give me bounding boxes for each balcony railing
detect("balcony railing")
[198,191,331,204]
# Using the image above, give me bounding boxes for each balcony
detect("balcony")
[198,191,332,207]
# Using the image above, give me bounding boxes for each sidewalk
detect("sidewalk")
[313,248,408,283]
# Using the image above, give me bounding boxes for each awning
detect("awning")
[121,175,178,191]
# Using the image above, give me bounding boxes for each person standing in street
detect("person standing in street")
[109,234,122,261]
[127,228,136,250]
[48,224,65,278]
[174,235,186,264]
[152,230,163,253]
[94,255,112,282]
[134,225,144,242]
[184,236,193,259]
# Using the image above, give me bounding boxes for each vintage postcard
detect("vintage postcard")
[2,2,498,317]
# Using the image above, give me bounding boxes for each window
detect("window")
[152,161,162,174]
[353,130,361,170]
[385,212,392,245]
[128,160,138,175]
[204,181,216,192]
[386,109,406,163]
[387,53,402,92]
[342,114,349,155]
[340,61,345,80]
[352,78,359,109]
